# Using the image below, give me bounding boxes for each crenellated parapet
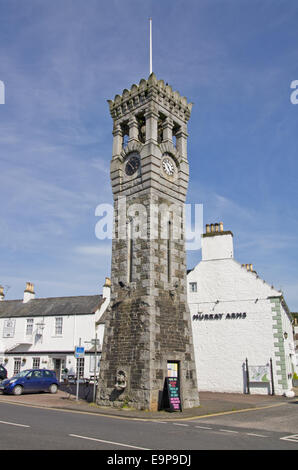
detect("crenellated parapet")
[107,73,193,125]
[109,74,192,161]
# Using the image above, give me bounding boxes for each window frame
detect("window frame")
[54,317,63,336]
[32,357,40,369]
[13,357,21,375]
[26,318,34,336]
[189,282,198,293]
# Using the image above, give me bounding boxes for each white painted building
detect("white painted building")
[187,223,296,396]
[292,313,298,367]
[0,279,110,381]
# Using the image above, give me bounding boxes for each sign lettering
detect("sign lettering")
[166,377,182,412]
[193,312,247,321]
[74,346,85,358]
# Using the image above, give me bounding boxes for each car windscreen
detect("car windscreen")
[11,370,30,379]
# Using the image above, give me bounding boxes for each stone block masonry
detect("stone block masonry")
[97,74,199,411]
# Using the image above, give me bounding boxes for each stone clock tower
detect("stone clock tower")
[97,73,200,411]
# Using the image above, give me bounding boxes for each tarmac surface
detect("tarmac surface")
[0,383,297,420]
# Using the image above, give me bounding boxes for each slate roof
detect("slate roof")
[0,295,103,318]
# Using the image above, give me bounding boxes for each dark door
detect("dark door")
[53,359,61,381]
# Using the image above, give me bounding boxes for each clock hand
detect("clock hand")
[164,161,172,173]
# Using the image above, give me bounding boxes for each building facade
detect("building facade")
[187,223,296,396]
[0,280,110,381]
[292,312,298,367]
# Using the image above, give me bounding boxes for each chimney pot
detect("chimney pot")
[23,282,35,303]
[206,224,210,233]
[0,286,4,301]
[210,223,214,232]
[219,222,223,232]
[215,223,219,232]
[25,282,34,293]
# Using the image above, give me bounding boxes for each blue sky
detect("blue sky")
[0,0,298,309]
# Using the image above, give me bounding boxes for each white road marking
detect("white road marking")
[246,433,269,438]
[0,420,30,428]
[173,423,189,427]
[195,425,212,430]
[69,434,150,450]
[280,434,298,443]
[219,429,239,434]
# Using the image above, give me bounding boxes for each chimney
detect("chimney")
[23,282,35,303]
[202,222,234,261]
[102,277,111,301]
[0,286,4,301]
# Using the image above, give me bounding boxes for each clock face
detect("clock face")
[162,157,175,176]
[125,153,140,176]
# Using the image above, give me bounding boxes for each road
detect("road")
[0,400,297,451]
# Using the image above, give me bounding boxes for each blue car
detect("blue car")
[0,369,59,395]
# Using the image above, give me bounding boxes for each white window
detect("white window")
[13,357,21,375]
[55,317,63,336]
[3,319,16,338]
[76,358,85,379]
[189,282,197,293]
[32,357,40,369]
[26,318,34,336]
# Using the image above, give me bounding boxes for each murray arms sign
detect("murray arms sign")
[192,312,247,321]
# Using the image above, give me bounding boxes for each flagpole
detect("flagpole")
[149,17,152,74]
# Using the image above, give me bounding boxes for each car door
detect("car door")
[22,371,34,392]
[42,370,55,390]
[29,370,44,392]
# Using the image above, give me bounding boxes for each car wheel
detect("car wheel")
[13,385,23,396]
[49,384,58,394]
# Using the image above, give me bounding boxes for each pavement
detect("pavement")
[0,383,297,420]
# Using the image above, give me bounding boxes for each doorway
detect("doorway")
[167,360,179,378]
[52,358,65,381]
